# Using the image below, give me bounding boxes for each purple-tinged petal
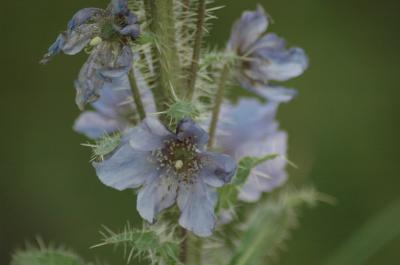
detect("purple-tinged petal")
[111,0,129,14]
[73,111,124,139]
[62,24,98,55]
[228,5,268,53]
[40,34,66,64]
[176,119,209,149]
[199,152,236,188]
[177,180,217,237]
[99,45,133,78]
[129,117,172,151]
[137,174,178,223]
[93,143,154,191]
[74,45,106,110]
[67,8,103,30]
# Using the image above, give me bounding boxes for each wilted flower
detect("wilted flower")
[217,98,288,202]
[74,75,155,139]
[228,5,308,102]
[94,118,237,236]
[41,0,140,109]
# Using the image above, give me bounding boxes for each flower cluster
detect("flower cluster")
[42,0,308,240]
[41,0,140,110]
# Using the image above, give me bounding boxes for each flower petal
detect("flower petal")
[62,24,97,55]
[228,5,268,53]
[238,131,288,202]
[73,111,124,139]
[137,174,178,223]
[93,143,153,191]
[176,119,209,149]
[99,45,133,78]
[199,152,236,187]
[177,180,217,237]
[129,117,172,151]
[217,100,280,153]
[40,34,66,64]
[111,0,129,15]
[67,8,103,30]
[256,85,298,103]
[74,45,105,110]
[254,45,309,82]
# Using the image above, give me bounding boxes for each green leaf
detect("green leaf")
[322,198,400,265]
[11,242,86,265]
[93,223,181,265]
[217,154,279,212]
[228,188,318,265]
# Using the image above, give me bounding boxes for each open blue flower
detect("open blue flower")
[93,118,237,237]
[41,0,140,110]
[228,5,308,102]
[217,98,288,202]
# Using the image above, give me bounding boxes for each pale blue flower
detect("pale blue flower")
[94,118,237,236]
[217,98,288,202]
[41,0,140,109]
[228,5,308,102]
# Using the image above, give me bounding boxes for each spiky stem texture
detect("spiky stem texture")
[179,227,188,264]
[128,70,146,120]
[147,0,183,114]
[208,64,230,148]
[187,0,206,100]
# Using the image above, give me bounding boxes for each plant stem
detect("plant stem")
[187,0,206,100]
[208,64,230,148]
[128,70,146,120]
[146,0,183,115]
[193,236,202,265]
[179,227,188,264]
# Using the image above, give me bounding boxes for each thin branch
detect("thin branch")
[128,70,146,120]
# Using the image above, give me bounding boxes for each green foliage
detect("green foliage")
[322,198,400,265]
[228,188,319,265]
[10,241,87,265]
[93,223,181,265]
[82,133,121,161]
[217,154,279,212]
[166,99,200,122]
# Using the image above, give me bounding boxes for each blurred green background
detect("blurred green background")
[1,0,399,264]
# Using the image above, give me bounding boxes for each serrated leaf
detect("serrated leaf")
[217,154,278,212]
[228,188,318,265]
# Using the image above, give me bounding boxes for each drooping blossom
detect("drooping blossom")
[73,74,155,139]
[216,97,288,202]
[93,118,237,236]
[228,5,308,102]
[41,0,140,109]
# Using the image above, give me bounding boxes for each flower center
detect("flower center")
[154,138,202,182]
[100,21,118,41]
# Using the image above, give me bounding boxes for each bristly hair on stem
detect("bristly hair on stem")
[128,69,146,120]
[208,63,231,148]
[186,0,207,100]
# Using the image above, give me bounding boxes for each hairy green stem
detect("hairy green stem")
[179,228,188,264]
[187,0,206,100]
[146,0,183,115]
[208,64,230,148]
[128,70,146,120]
